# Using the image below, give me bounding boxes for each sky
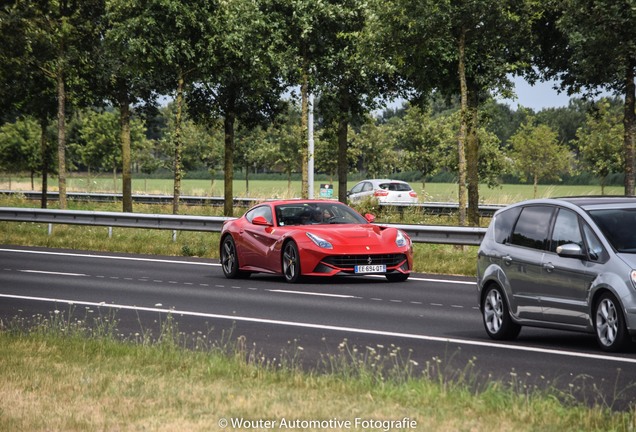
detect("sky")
[499,77,572,111]
[499,76,614,111]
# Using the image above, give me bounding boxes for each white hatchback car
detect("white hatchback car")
[347,179,418,204]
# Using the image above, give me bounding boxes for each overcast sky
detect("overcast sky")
[500,76,614,111]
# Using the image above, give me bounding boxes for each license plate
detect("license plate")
[355,264,386,274]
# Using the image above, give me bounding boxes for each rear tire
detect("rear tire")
[220,235,247,279]
[594,292,630,352]
[282,241,301,283]
[481,285,521,340]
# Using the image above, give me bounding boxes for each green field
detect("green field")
[0,175,625,203]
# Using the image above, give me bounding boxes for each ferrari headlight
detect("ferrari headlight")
[396,230,408,248]
[306,232,333,249]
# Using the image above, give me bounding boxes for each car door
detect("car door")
[348,181,374,202]
[504,205,555,320]
[539,208,599,326]
[239,205,279,271]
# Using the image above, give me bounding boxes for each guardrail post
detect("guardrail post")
[108,227,113,238]
[48,223,53,236]
[172,230,177,242]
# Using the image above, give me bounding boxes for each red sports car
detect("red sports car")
[219,200,413,283]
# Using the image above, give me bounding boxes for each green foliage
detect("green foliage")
[510,119,572,197]
[574,99,624,193]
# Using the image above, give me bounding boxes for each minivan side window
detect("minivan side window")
[549,208,583,253]
[494,206,521,244]
[510,206,554,250]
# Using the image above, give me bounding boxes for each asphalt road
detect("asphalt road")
[1,246,635,410]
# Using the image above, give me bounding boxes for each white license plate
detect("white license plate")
[355,264,386,274]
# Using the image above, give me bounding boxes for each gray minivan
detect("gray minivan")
[477,197,636,352]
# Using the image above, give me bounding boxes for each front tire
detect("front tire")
[481,285,521,340]
[594,292,630,352]
[282,241,301,283]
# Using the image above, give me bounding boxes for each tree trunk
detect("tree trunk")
[40,119,48,209]
[300,68,309,199]
[456,29,468,226]
[624,64,635,196]
[120,99,133,212]
[56,70,67,209]
[466,89,480,227]
[534,173,539,198]
[172,72,185,214]
[224,111,236,217]
[337,114,349,203]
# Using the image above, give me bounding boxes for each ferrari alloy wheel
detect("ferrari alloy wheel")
[482,285,521,340]
[221,235,240,279]
[594,292,629,352]
[282,241,301,283]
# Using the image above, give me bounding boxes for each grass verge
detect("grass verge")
[0,196,478,276]
[1,309,634,431]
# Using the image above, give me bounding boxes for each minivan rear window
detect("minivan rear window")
[494,206,521,244]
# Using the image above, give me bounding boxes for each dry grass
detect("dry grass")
[1,321,633,432]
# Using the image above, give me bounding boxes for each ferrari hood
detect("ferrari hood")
[308,225,393,246]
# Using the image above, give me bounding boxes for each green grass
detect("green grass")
[1,309,633,431]
[0,175,625,203]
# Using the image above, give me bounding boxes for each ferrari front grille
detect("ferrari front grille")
[321,254,407,268]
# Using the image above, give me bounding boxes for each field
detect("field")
[0,175,625,204]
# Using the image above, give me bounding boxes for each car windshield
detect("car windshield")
[274,202,367,226]
[588,208,636,253]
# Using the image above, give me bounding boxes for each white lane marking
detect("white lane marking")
[366,274,476,285]
[0,248,218,267]
[19,270,87,277]
[268,290,360,299]
[2,293,636,366]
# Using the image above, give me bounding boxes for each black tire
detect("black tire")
[594,292,630,352]
[282,241,301,283]
[481,285,521,340]
[385,272,409,282]
[220,235,242,279]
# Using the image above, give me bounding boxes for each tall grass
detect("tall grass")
[1,308,633,431]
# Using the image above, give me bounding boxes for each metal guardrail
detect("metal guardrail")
[0,190,505,218]
[0,207,487,246]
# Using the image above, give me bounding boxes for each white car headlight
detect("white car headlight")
[631,270,636,289]
[306,232,333,249]
[396,230,408,248]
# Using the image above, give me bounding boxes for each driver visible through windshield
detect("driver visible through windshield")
[275,202,367,226]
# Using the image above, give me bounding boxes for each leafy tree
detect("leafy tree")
[535,0,636,195]
[189,0,287,216]
[372,0,538,225]
[316,0,399,203]
[0,117,53,188]
[3,0,105,208]
[510,120,571,198]
[575,99,623,194]
[350,116,399,178]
